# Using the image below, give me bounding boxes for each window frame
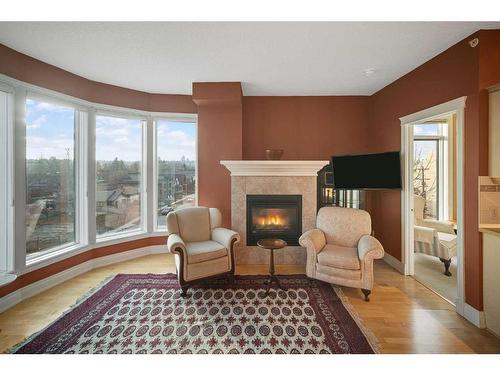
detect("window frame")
[152,114,198,232]
[94,111,148,242]
[0,84,14,273]
[413,122,449,221]
[24,93,88,264]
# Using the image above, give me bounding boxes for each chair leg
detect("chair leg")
[180,286,189,298]
[439,258,452,276]
[361,289,371,302]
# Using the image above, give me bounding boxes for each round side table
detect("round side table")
[256,238,288,295]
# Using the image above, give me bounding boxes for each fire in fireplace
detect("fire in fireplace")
[246,195,302,246]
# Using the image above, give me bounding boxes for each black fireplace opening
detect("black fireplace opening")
[246,195,302,246]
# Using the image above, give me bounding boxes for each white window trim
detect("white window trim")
[24,94,83,263]
[0,74,197,275]
[413,123,450,222]
[0,87,15,274]
[94,111,148,240]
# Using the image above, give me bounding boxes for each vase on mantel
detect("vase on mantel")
[265,149,284,160]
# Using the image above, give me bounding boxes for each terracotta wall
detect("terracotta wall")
[243,96,370,160]
[0,44,196,113]
[367,31,496,310]
[479,30,500,90]
[193,83,243,227]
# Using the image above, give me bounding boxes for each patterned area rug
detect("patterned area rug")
[11,274,377,354]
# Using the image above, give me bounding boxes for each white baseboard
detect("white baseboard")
[383,252,405,274]
[462,302,486,328]
[0,245,167,314]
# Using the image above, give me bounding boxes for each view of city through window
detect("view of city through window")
[156,120,196,228]
[24,102,196,255]
[95,115,144,237]
[25,99,76,256]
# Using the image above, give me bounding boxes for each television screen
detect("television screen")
[331,152,402,189]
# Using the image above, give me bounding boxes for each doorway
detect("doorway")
[400,97,465,315]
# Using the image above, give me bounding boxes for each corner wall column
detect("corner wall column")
[192,82,243,227]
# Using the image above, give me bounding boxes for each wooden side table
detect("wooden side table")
[257,238,288,295]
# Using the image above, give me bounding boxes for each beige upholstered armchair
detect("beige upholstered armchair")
[299,206,384,301]
[413,195,456,276]
[414,195,455,234]
[166,207,240,297]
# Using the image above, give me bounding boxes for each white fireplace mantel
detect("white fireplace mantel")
[220,160,329,177]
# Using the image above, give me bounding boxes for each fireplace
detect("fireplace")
[246,195,302,246]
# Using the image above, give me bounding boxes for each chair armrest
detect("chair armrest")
[211,228,240,250]
[414,225,437,244]
[419,218,455,234]
[357,235,384,260]
[299,229,326,254]
[167,233,186,255]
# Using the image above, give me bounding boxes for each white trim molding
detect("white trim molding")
[399,97,466,125]
[0,245,167,314]
[382,253,405,274]
[220,160,329,177]
[463,303,486,328]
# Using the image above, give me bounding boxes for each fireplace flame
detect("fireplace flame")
[257,214,286,229]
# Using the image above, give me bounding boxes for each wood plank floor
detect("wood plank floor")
[1,255,499,353]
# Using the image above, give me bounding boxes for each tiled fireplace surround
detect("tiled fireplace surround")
[221,160,329,265]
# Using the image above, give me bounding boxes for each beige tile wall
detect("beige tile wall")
[230,176,316,265]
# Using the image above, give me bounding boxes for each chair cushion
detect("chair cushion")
[186,240,227,264]
[316,206,371,247]
[176,207,211,242]
[317,244,360,270]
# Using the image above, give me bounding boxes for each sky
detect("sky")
[26,99,75,160]
[26,98,196,162]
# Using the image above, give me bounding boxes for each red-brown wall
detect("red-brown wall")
[479,30,500,90]
[0,44,196,113]
[367,31,499,310]
[193,83,243,227]
[243,96,370,160]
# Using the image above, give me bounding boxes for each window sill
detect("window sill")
[0,273,17,287]
[25,242,89,270]
[95,230,148,245]
[22,231,166,275]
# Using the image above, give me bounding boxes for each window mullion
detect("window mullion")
[146,116,154,234]
[87,109,97,245]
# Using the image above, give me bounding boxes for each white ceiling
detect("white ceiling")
[0,22,498,96]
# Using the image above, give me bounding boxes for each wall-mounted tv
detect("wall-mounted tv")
[331,152,402,190]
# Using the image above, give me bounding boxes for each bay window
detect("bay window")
[155,119,197,229]
[95,114,146,238]
[0,75,198,274]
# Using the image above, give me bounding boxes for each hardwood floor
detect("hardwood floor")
[1,255,499,353]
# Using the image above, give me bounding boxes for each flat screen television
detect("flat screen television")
[331,152,402,190]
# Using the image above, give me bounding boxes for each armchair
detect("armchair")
[299,206,384,301]
[413,195,456,276]
[166,207,240,297]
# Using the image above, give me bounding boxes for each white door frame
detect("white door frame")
[400,97,466,317]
